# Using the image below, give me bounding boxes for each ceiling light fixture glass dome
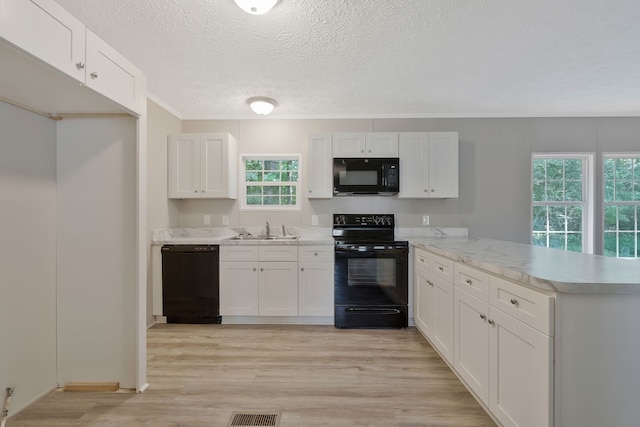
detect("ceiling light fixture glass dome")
[233,0,278,15]
[247,97,277,115]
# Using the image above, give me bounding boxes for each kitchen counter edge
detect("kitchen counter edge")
[410,237,640,294]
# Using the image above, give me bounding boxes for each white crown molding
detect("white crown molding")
[147,92,183,120]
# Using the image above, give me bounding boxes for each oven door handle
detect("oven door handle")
[344,308,401,315]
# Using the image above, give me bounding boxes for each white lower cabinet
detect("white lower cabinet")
[259,261,298,316]
[220,245,298,316]
[298,245,334,316]
[220,261,259,315]
[298,261,333,316]
[221,245,335,319]
[453,287,490,403]
[450,261,553,427]
[488,306,552,427]
[414,249,554,427]
[414,249,454,364]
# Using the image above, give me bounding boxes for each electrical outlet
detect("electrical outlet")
[222,215,229,226]
[311,215,318,226]
[204,214,210,225]
[422,215,430,226]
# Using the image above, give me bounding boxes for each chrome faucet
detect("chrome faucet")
[265,221,270,237]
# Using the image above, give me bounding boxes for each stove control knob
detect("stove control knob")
[335,215,347,225]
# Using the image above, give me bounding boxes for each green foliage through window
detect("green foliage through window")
[242,157,299,209]
[603,156,640,258]
[531,156,586,253]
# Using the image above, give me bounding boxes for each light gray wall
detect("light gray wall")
[146,100,182,326]
[56,117,138,388]
[150,116,640,252]
[0,101,57,413]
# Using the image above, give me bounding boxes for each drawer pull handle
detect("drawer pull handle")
[426,280,434,287]
[420,258,425,263]
[488,319,495,326]
[510,298,519,306]
[300,268,304,271]
[465,279,472,285]
[252,268,256,271]
[438,266,444,271]
[480,314,486,320]
[314,253,318,256]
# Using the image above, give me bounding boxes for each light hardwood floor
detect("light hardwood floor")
[9,324,496,426]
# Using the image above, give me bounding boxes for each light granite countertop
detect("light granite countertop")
[410,237,640,294]
[152,227,334,245]
[152,226,469,246]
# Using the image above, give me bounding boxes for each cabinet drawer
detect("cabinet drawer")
[259,245,298,262]
[414,248,453,283]
[298,245,333,262]
[490,276,554,335]
[220,245,259,261]
[454,263,489,302]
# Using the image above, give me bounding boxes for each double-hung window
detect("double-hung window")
[240,155,300,210]
[603,155,640,258]
[531,154,594,253]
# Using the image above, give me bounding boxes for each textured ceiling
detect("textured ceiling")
[55,0,640,119]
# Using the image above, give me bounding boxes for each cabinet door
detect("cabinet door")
[332,132,366,157]
[489,307,553,427]
[365,132,398,157]
[298,261,334,316]
[431,276,454,364]
[0,0,86,83]
[427,132,458,198]
[200,133,237,199]
[454,288,490,404]
[168,134,200,199]
[220,262,259,316]
[414,267,434,337]
[306,133,333,198]
[398,132,429,198]
[259,262,298,316]
[85,30,145,115]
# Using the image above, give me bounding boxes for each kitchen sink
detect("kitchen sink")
[226,235,300,241]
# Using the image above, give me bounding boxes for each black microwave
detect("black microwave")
[333,158,400,195]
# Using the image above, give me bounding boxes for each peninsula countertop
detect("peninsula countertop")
[410,237,640,294]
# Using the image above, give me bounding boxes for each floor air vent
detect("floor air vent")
[227,412,280,427]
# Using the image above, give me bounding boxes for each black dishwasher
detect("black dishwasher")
[161,245,221,324]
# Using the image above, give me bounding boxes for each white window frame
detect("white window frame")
[531,153,595,254]
[602,153,640,258]
[239,153,301,211]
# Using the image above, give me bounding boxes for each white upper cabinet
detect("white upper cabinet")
[333,132,399,158]
[365,132,399,157]
[332,133,365,157]
[398,132,459,198]
[168,133,238,199]
[306,133,333,198]
[0,0,86,83]
[0,0,145,115]
[200,133,238,198]
[84,30,145,115]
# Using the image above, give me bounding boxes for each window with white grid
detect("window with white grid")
[240,155,300,210]
[603,155,640,258]
[531,154,594,253]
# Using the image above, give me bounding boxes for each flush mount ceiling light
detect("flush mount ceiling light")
[233,0,278,15]
[247,97,277,115]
